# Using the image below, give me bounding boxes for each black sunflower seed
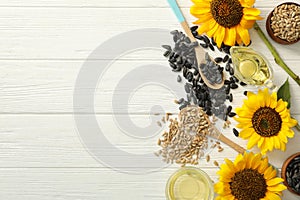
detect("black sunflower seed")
[228,112,237,117]
[187,72,193,82]
[223,46,231,54]
[225,86,231,94]
[195,35,204,40]
[233,128,239,137]
[240,82,247,86]
[227,105,232,114]
[230,83,238,89]
[169,62,177,69]
[214,57,223,63]
[202,35,210,44]
[232,76,239,83]
[243,91,248,96]
[209,43,215,51]
[211,37,217,46]
[229,66,234,75]
[162,45,172,51]
[223,55,229,63]
[224,80,231,85]
[164,50,171,57]
[177,75,182,82]
[184,83,191,93]
[190,26,198,32]
[225,63,230,72]
[200,43,208,48]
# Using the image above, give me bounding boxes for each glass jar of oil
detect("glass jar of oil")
[230,46,277,91]
[166,167,214,200]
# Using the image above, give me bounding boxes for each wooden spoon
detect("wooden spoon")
[167,0,225,89]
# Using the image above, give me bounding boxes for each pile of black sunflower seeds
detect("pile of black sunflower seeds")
[286,155,300,194]
[162,26,247,122]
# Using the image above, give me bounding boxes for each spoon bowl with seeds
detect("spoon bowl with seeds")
[167,0,225,89]
[179,105,246,154]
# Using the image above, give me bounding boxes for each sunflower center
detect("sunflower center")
[210,0,243,28]
[252,107,282,137]
[230,169,267,200]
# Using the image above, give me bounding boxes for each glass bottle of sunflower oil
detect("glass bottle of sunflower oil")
[230,46,277,91]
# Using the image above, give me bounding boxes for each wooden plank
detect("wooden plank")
[0,8,298,60]
[0,114,299,168]
[0,0,286,8]
[0,60,300,114]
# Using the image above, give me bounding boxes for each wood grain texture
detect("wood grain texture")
[0,0,299,199]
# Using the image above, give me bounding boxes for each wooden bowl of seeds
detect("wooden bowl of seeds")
[266,2,300,45]
[281,152,300,196]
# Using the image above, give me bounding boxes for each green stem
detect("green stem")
[296,123,300,132]
[253,22,300,86]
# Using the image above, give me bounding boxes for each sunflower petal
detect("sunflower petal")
[240,18,255,30]
[243,7,261,16]
[267,184,287,192]
[190,5,211,15]
[239,127,254,138]
[240,0,255,8]
[237,24,250,45]
[193,13,213,24]
[215,26,225,48]
[275,99,288,113]
[265,191,282,200]
[207,21,219,37]
[267,177,284,186]
[197,19,214,34]
[264,165,276,180]
[243,14,263,20]
[223,27,236,46]
[247,133,260,149]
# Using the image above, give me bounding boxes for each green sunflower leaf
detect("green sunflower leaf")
[277,78,291,109]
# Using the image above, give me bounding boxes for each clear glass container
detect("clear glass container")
[166,167,214,200]
[230,46,277,91]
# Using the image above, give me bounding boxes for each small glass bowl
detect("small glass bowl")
[281,152,300,196]
[166,167,214,200]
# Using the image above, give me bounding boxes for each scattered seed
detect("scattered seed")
[200,43,208,48]
[223,55,229,63]
[228,112,237,117]
[156,106,211,166]
[214,57,223,63]
[190,26,198,32]
[177,75,182,82]
[214,161,219,167]
[206,155,210,162]
[157,121,162,127]
[209,43,215,51]
[240,81,247,86]
[230,83,239,89]
[233,128,239,137]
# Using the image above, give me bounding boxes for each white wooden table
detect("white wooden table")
[0,0,299,199]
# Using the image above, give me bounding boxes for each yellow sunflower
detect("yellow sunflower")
[215,152,287,200]
[235,88,297,154]
[190,0,263,47]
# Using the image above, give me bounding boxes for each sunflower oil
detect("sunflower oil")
[230,46,273,86]
[166,167,214,200]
